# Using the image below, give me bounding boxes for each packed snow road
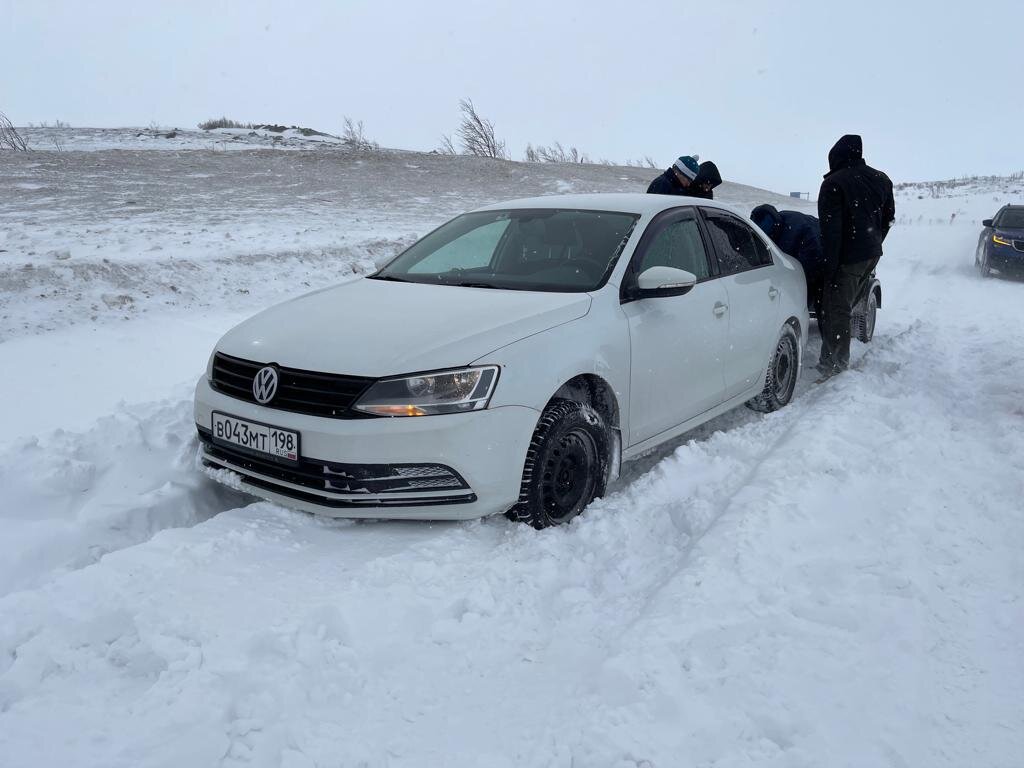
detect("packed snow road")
[0,154,1022,767]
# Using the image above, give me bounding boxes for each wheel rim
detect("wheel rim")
[772,335,797,402]
[541,428,599,523]
[866,295,877,339]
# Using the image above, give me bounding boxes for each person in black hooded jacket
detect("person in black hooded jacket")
[817,134,895,376]
[750,203,826,313]
[688,160,722,200]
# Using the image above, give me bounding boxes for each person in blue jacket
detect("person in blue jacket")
[751,203,826,313]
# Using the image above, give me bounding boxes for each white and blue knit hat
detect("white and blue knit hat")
[673,155,700,180]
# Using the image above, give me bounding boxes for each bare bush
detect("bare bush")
[437,134,457,155]
[0,111,29,150]
[198,117,253,130]
[456,99,507,159]
[623,156,658,169]
[523,144,657,168]
[525,141,590,164]
[342,117,379,150]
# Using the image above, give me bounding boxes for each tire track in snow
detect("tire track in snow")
[569,310,1024,766]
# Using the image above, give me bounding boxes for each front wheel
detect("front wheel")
[507,399,610,529]
[977,250,992,278]
[746,325,799,413]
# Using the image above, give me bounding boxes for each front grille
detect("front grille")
[1014,240,1024,253]
[211,352,374,419]
[197,428,474,507]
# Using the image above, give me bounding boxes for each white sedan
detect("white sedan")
[194,193,808,527]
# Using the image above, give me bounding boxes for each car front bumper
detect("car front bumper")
[193,377,539,520]
[988,243,1024,272]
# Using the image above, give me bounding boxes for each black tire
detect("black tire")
[977,250,992,278]
[507,399,610,529]
[854,290,878,343]
[746,325,799,413]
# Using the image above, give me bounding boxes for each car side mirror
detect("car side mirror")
[631,266,697,299]
[983,219,993,227]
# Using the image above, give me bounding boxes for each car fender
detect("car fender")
[471,289,630,435]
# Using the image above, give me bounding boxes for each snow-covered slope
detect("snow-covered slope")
[18,126,353,152]
[0,145,1021,767]
[0,149,803,340]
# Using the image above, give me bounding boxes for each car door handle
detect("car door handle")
[768,286,780,299]
[713,302,728,317]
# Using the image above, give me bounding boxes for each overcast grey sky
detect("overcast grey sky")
[3,0,1022,192]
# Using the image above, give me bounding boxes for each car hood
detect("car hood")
[216,277,592,377]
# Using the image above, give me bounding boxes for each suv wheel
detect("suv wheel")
[747,325,799,413]
[977,251,992,278]
[508,399,609,529]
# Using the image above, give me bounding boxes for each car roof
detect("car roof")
[470,192,746,218]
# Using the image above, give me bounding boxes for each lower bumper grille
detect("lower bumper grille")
[197,427,475,508]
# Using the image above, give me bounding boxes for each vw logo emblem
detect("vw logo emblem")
[252,366,279,404]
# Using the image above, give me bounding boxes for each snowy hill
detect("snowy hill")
[0,142,1021,767]
[18,125,354,151]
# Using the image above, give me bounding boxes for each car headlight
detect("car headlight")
[353,366,499,416]
[993,234,1013,246]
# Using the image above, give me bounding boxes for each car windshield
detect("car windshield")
[372,208,639,292]
[995,209,1024,229]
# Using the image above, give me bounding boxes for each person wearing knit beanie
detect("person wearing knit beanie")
[646,155,700,196]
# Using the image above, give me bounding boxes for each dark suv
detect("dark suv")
[976,205,1024,277]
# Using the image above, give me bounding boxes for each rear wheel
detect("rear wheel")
[747,325,799,413]
[854,290,878,343]
[507,399,609,529]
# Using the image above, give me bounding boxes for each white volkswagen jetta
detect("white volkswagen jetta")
[195,193,807,527]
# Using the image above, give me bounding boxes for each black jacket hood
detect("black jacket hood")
[694,160,722,189]
[827,134,864,174]
[750,204,780,233]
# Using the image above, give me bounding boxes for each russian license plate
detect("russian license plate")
[211,412,300,462]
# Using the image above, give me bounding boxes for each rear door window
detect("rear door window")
[701,209,770,275]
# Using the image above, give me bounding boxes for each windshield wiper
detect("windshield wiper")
[452,281,505,290]
[368,273,410,283]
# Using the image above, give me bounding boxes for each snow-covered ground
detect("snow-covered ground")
[0,145,1021,767]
